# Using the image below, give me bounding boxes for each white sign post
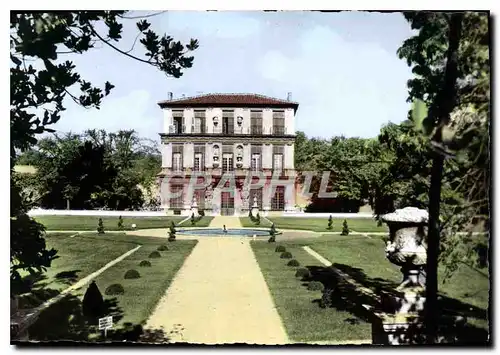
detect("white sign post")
[98,316,113,339]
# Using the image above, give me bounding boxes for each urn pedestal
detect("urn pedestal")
[373,207,428,345]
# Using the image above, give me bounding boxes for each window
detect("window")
[194,110,206,133]
[271,186,285,211]
[194,189,205,210]
[251,154,261,172]
[172,144,183,171]
[222,153,234,172]
[170,184,184,208]
[273,154,283,172]
[222,110,234,135]
[273,146,284,173]
[194,145,205,171]
[250,188,263,209]
[172,110,184,133]
[272,110,285,135]
[250,110,263,135]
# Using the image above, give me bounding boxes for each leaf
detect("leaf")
[104,81,115,96]
[136,20,150,32]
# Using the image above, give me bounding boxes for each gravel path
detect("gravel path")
[144,237,288,344]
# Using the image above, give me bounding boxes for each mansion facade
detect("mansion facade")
[158,93,298,216]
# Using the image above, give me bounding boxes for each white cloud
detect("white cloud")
[166,12,261,39]
[257,25,412,138]
[51,90,159,138]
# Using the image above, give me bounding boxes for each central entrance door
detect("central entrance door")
[221,191,234,216]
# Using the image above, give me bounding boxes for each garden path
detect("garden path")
[144,237,288,344]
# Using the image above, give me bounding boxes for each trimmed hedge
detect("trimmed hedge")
[280,251,293,259]
[275,245,286,253]
[149,251,161,258]
[105,283,125,295]
[307,281,325,291]
[139,260,152,267]
[157,245,169,251]
[124,269,141,279]
[295,268,311,279]
[287,259,300,267]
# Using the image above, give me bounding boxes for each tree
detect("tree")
[82,281,105,322]
[398,11,489,343]
[117,216,123,230]
[168,221,176,242]
[10,11,198,294]
[268,223,277,243]
[97,218,105,234]
[341,219,349,236]
[327,215,333,230]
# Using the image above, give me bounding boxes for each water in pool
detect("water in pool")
[177,228,270,237]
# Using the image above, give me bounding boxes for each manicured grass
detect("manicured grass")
[18,233,138,305]
[90,235,197,326]
[266,217,388,233]
[34,216,186,231]
[309,235,490,333]
[178,216,214,227]
[251,240,371,342]
[239,216,272,228]
[26,233,197,341]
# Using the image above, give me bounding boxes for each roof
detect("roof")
[157,93,299,111]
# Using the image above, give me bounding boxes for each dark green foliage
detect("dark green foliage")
[124,269,140,279]
[255,213,261,225]
[97,218,105,234]
[287,259,300,267]
[280,251,293,259]
[268,223,277,243]
[327,215,333,230]
[341,219,349,236]
[191,213,195,225]
[275,245,286,253]
[295,267,311,279]
[148,251,161,258]
[307,281,325,292]
[105,283,125,296]
[168,221,176,242]
[82,281,105,320]
[198,209,205,217]
[139,260,151,267]
[157,245,169,251]
[117,216,123,230]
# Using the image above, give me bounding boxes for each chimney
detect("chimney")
[287,92,292,101]
[168,92,173,100]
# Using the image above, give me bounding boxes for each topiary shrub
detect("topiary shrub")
[139,260,152,267]
[124,269,141,279]
[118,216,124,230]
[97,218,105,234]
[255,213,261,225]
[82,281,105,321]
[148,251,161,258]
[307,281,325,292]
[168,221,176,241]
[341,219,349,236]
[280,251,292,259]
[327,215,333,230]
[268,223,277,243]
[295,267,311,279]
[287,259,300,267]
[275,245,286,253]
[105,283,125,296]
[199,209,205,217]
[157,245,169,251]
[191,213,196,225]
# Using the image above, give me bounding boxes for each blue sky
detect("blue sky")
[53,11,415,140]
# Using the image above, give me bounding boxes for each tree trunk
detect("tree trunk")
[66,199,70,210]
[424,13,463,344]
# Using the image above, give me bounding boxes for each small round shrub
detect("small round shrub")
[295,268,311,279]
[157,245,169,251]
[105,283,125,296]
[275,245,286,253]
[139,260,152,267]
[307,281,325,292]
[124,269,141,279]
[149,251,161,258]
[287,259,300,267]
[280,251,293,259]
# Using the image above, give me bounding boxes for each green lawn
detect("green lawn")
[25,233,197,342]
[251,240,372,342]
[34,215,186,231]
[18,233,138,308]
[266,217,388,233]
[178,216,214,227]
[252,235,489,343]
[239,216,273,228]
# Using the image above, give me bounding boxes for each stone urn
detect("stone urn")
[381,207,428,288]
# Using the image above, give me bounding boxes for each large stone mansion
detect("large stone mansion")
[157,93,299,216]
